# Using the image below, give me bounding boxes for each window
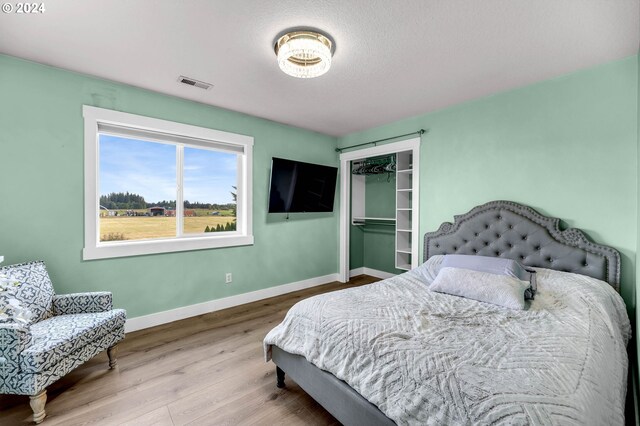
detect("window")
[83,106,253,260]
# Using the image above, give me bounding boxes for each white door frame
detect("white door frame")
[338,137,421,282]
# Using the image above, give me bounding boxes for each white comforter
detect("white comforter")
[264,257,631,425]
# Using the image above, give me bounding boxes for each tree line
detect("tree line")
[205,222,237,232]
[100,192,235,211]
[100,192,146,209]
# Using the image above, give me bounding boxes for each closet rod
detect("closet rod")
[335,129,426,153]
[353,221,396,227]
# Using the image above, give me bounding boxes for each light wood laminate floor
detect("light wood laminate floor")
[0,275,378,425]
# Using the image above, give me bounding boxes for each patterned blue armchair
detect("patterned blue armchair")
[0,261,126,424]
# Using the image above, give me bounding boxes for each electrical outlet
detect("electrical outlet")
[225,273,232,284]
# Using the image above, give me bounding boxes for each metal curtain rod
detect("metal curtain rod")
[335,129,426,153]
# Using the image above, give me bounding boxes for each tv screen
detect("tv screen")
[268,157,338,213]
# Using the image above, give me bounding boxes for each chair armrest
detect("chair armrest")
[0,323,31,377]
[53,292,113,315]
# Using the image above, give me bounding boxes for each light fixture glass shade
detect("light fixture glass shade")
[275,31,333,79]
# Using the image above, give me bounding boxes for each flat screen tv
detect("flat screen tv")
[268,157,338,213]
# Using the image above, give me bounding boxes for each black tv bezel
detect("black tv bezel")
[267,157,338,214]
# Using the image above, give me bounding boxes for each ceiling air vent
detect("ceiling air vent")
[178,76,212,90]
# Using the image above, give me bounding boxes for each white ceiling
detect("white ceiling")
[1,1,638,136]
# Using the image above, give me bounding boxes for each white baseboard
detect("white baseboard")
[125,273,339,333]
[349,267,364,277]
[350,267,396,280]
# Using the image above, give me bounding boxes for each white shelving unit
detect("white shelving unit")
[395,151,414,270]
[350,170,366,225]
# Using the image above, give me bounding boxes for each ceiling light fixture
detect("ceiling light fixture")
[274,30,334,79]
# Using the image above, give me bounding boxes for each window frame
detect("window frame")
[83,105,253,260]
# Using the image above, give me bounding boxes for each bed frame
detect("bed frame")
[270,200,621,425]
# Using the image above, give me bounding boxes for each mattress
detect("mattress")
[264,257,631,425]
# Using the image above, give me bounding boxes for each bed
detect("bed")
[264,200,630,425]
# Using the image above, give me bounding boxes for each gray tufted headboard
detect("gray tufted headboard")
[423,200,621,291]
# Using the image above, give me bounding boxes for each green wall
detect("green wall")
[349,225,364,270]
[363,174,401,274]
[0,55,339,318]
[349,174,364,270]
[349,172,405,274]
[340,55,639,310]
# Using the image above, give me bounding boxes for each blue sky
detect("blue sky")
[100,135,237,204]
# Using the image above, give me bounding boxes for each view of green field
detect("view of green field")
[100,209,235,241]
[99,136,239,242]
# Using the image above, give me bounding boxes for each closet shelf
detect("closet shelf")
[352,216,396,225]
[397,169,413,173]
[397,188,412,192]
[397,247,412,254]
[396,263,411,271]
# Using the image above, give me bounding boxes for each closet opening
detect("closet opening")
[338,137,420,282]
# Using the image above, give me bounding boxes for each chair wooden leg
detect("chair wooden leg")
[29,389,47,424]
[107,344,119,369]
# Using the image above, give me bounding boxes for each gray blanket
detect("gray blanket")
[264,257,631,425]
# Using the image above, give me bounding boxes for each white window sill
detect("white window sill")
[83,234,254,260]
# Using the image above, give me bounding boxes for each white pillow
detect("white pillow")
[411,255,444,284]
[430,267,529,310]
[440,255,536,299]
